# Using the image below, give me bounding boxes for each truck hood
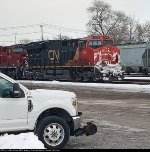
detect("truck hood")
[30,89,76,99]
[28,89,77,118]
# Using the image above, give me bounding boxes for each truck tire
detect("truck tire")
[36,116,70,149]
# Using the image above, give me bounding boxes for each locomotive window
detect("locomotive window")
[79,41,86,48]
[13,48,24,53]
[89,40,102,49]
[103,40,113,46]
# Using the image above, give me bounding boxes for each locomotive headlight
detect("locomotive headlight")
[72,97,78,109]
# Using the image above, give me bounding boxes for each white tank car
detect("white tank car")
[118,42,150,74]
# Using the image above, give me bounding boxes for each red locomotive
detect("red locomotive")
[66,35,124,81]
[0,45,28,78]
[0,35,124,81]
[68,36,120,65]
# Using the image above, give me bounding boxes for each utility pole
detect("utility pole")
[40,25,44,41]
[15,33,17,44]
[59,28,62,40]
[60,33,62,40]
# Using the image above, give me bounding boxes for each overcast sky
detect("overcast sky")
[0,0,150,45]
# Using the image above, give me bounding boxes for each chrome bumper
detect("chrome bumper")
[72,116,82,131]
[72,112,82,130]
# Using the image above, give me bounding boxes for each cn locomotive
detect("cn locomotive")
[0,36,125,81]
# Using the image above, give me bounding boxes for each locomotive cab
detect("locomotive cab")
[78,36,117,66]
[78,37,103,66]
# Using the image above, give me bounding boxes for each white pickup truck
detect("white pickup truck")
[0,72,97,149]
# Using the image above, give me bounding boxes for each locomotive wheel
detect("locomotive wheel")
[88,77,94,82]
[69,71,76,82]
[32,72,38,80]
[80,76,84,82]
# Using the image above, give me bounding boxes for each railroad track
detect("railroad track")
[57,78,150,85]
[124,73,150,77]
[111,79,150,85]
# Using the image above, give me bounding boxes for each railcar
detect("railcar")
[118,42,150,75]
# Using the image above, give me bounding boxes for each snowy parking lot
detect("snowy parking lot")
[1,80,150,149]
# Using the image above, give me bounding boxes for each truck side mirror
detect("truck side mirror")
[13,83,21,98]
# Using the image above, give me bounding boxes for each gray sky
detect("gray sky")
[0,0,150,45]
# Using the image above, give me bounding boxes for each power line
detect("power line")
[0,23,88,34]
[0,30,83,38]
[44,24,88,33]
[0,23,88,45]
[0,41,14,42]
[0,24,39,30]
[43,32,61,36]
[0,31,40,37]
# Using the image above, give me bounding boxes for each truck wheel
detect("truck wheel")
[37,116,70,149]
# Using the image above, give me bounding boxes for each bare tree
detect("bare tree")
[87,0,111,35]
[87,0,129,44]
[124,17,144,43]
[109,12,129,45]
[135,24,145,42]
[142,22,150,41]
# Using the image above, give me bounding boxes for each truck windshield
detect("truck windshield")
[89,40,102,49]
[103,40,113,46]
[13,48,24,53]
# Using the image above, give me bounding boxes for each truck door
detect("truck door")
[0,76,28,132]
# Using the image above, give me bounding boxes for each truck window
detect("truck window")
[0,77,13,98]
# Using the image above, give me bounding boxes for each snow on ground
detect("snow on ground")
[0,133,45,149]
[18,79,150,93]
[124,77,150,80]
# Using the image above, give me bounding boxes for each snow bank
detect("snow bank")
[124,77,150,80]
[18,80,150,93]
[0,133,45,149]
